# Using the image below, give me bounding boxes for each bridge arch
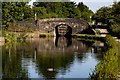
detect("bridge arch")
[54,24,72,37]
[36,18,90,34]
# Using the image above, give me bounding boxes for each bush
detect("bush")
[4,32,17,42]
[17,33,28,41]
[91,35,119,79]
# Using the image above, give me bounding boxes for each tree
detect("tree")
[2,2,30,26]
[2,2,94,31]
[92,1,120,37]
[110,2,120,37]
[92,7,112,24]
[112,2,120,23]
[77,2,94,21]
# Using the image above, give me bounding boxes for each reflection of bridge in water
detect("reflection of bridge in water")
[28,37,106,54]
[25,38,105,77]
[33,37,91,53]
[22,37,106,78]
[2,37,107,79]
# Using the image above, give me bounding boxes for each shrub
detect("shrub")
[91,35,119,79]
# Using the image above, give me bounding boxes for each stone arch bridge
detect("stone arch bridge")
[36,18,90,35]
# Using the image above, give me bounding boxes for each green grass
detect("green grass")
[90,35,119,79]
[72,34,104,41]
[72,34,102,38]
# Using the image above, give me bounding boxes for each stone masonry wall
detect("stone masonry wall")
[37,18,89,34]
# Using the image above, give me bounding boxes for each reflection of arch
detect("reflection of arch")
[34,39,97,78]
[55,24,72,37]
[55,37,72,48]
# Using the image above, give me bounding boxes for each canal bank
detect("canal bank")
[2,31,118,42]
[90,35,119,79]
[72,34,106,41]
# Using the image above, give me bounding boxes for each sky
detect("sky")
[28,0,120,13]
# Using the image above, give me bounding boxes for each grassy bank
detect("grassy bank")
[91,35,119,79]
[2,31,27,42]
[3,32,104,42]
[72,34,104,41]
[2,31,54,42]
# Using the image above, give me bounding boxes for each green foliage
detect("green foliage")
[2,2,31,26]
[26,2,94,20]
[92,2,120,37]
[110,23,120,36]
[2,2,94,30]
[23,5,34,20]
[3,31,28,42]
[17,33,28,41]
[32,6,47,19]
[3,31,17,42]
[32,2,93,20]
[110,2,120,36]
[91,36,119,79]
[92,7,112,24]
[77,2,94,21]
[112,2,120,23]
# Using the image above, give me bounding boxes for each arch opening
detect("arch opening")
[54,24,72,37]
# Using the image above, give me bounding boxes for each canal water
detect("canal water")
[2,37,106,79]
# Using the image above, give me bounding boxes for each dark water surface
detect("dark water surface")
[2,37,106,79]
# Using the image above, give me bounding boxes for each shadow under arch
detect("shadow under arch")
[55,24,72,37]
[55,36,72,48]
